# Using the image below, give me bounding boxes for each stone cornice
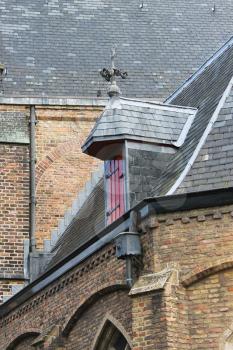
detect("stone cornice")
[0,96,107,107]
[144,204,233,230]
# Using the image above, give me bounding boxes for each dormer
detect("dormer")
[82,95,197,223]
[82,47,197,224]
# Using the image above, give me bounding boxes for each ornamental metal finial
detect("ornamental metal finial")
[99,45,128,97]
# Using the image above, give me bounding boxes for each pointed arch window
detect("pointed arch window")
[94,319,131,350]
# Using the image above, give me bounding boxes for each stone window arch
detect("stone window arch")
[225,333,233,350]
[6,331,40,350]
[93,315,132,350]
[220,325,233,350]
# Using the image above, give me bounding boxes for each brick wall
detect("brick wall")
[35,106,102,248]
[10,334,39,350]
[0,144,29,303]
[144,204,233,349]
[0,243,128,350]
[66,290,132,349]
[187,270,233,349]
[147,205,233,274]
[2,203,233,349]
[0,104,103,303]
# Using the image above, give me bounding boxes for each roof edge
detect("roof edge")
[165,35,233,104]
[119,96,197,113]
[82,96,198,155]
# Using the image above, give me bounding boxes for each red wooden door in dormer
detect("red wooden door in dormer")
[105,156,125,225]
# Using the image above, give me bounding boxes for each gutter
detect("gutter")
[1,186,233,318]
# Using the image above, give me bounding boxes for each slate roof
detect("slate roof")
[153,37,233,195]
[0,112,29,143]
[47,38,233,271]
[82,97,197,155]
[0,1,233,99]
[177,78,233,193]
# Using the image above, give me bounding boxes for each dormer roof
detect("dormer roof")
[82,97,197,158]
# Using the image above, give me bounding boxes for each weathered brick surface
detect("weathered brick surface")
[2,154,233,348]
[183,269,233,349]
[35,106,102,248]
[0,243,129,350]
[66,290,132,349]
[147,205,233,275]
[0,144,29,303]
[0,104,103,304]
[148,205,233,349]
[131,294,157,350]
[10,334,39,350]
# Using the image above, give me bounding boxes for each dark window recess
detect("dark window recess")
[105,157,125,225]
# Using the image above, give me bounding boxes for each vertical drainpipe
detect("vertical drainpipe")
[127,210,139,287]
[29,105,37,254]
[115,210,141,288]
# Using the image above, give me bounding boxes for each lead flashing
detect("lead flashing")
[172,108,197,148]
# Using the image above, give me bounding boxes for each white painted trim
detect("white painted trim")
[172,109,197,147]
[0,96,107,106]
[119,96,197,114]
[166,76,233,195]
[165,36,233,103]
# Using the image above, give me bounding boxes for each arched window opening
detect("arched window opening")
[6,332,40,350]
[94,320,131,350]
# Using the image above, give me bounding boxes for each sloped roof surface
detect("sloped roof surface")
[0,1,233,98]
[82,98,197,153]
[46,38,233,272]
[47,178,105,269]
[177,79,233,193]
[153,39,233,195]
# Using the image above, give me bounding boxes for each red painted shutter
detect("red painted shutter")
[105,156,125,225]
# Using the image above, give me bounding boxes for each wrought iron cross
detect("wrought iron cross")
[99,45,128,97]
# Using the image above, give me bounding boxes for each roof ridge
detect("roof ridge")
[166,75,233,195]
[119,96,197,112]
[165,36,233,104]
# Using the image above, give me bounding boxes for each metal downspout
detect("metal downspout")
[29,106,37,254]
[126,256,133,287]
[115,211,141,288]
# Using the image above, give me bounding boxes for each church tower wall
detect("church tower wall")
[0,102,104,302]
